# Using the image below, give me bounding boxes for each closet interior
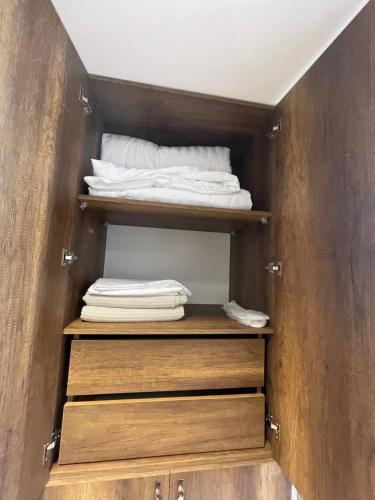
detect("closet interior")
[42,74,283,492]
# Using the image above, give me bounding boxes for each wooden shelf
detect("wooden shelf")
[78,194,271,233]
[47,443,274,483]
[64,304,273,336]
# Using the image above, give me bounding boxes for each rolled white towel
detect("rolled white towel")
[223,300,270,328]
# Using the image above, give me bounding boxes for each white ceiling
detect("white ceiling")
[52,0,368,105]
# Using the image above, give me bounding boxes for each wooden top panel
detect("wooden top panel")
[78,194,271,233]
[88,75,274,143]
[64,304,273,336]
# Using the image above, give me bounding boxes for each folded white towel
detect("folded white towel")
[223,300,270,328]
[87,160,240,195]
[87,187,252,210]
[81,305,185,322]
[87,278,191,297]
[101,133,231,173]
[83,293,187,309]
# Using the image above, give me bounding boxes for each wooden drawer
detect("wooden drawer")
[67,339,264,395]
[59,394,265,464]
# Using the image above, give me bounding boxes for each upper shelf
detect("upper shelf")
[78,194,271,233]
[64,304,273,336]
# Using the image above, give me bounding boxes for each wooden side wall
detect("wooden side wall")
[267,3,375,499]
[0,2,105,499]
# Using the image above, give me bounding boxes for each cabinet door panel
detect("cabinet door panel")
[169,462,291,500]
[267,3,375,500]
[43,474,169,500]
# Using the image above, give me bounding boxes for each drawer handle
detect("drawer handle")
[155,481,162,500]
[177,479,185,500]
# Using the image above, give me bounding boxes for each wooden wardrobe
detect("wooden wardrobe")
[1,1,374,500]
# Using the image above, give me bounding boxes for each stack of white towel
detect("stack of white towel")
[81,278,191,323]
[84,134,253,210]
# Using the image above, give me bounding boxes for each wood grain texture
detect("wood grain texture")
[0,1,104,499]
[230,136,272,313]
[48,444,274,483]
[169,461,291,500]
[59,394,265,464]
[67,338,264,395]
[64,304,273,336]
[78,194,271,233]
[88,75,273,144]
[267,3,375,500]
[43,460,290,500]
[43,474,169,500]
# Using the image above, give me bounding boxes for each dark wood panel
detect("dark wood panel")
[88,75,273,146]
[64,304,273,336]
[59,394,265,464]
[169,461,291,500]
[230,135,272,312]
[0,1,104,499]
[67,338,264,395]
[267,3,375,500]
[78,194,271,233]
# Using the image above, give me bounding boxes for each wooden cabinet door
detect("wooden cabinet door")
[43,474,169,500]
[169,462,291,500]
[266,3,375,500]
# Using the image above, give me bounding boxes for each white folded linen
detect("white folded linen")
[101,133,231,173]
[81,305,185,322]
[87,278,191,297]
[83,293,187,309]
[223,300,270,328]
[87,187,252,210]
[88,160,240,195]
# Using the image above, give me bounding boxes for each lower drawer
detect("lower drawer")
[59,394,264,464]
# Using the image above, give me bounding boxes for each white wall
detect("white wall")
[104,225,230,304]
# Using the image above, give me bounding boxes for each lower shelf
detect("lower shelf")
[64,304,273,336]
[49,444,274,483]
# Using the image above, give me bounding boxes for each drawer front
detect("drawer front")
[67,339,264,395]
[59,394,265,464]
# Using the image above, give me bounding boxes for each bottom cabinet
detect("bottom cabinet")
[43,474,169,500]
[169,462,291,500]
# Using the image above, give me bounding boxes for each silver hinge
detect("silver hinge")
[266,411,280,440]
[61,248,78,267]
[266,119,281,139]
[265,261,282,275]
[42,429,61,465]
[79,86,93,115]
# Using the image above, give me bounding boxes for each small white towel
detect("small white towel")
[81,305,185,323]
[83,293,187,309]
[87,278,191,297]
[223,300,269,328]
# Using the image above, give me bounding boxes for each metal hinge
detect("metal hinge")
[61,248,78,267]
[79,86,93,115]
[266,411,280,440]
[265,261,282,275]
[42,429,61,465]
[266,119,281,139]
